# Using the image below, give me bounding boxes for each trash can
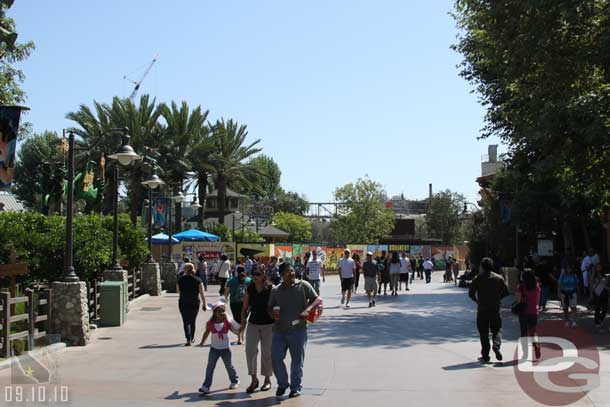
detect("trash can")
[99,281,126,327]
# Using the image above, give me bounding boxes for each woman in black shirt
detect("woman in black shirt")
[240,265,274,393]
[176,263,207,346]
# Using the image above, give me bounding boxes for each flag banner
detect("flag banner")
[0,106,25,189]
[152,194,169,229]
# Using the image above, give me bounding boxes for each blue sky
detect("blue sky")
[12,0,502,203]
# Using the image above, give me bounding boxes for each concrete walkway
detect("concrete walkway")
[1,273,609,406]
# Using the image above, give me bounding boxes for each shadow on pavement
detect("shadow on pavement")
[215,396,281,407]
[441,361,486,371]
[309,292,482,349]
[166,390,280,406]
[140,343,186,349]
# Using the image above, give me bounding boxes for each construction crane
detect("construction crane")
[124,55,157,100]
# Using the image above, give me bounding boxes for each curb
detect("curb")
[128,294,150,309]
[0,342,67,371]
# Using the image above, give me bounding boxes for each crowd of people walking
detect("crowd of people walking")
[176,245,610,396]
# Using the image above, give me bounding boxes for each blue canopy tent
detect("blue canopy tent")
[146,232,179,245]
[172,229,220,242]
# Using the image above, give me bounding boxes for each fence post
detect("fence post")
[1,291,10,358]
[45,288,52,335]
[26,289,35,351]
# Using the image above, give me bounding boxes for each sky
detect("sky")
[12,0,503,204]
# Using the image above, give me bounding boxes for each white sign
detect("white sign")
[537,239,554,257]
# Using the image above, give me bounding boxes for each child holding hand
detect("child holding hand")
[198,301,242,395]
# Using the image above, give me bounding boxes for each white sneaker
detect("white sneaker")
[345,303,350,308]
[198,386,210,394]
[230,380,240,389]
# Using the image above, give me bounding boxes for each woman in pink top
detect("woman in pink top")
[515,269,541,360]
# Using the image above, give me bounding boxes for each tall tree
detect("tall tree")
[188,130,215,229]
[159,101,209,231]
[0,3,35,105]
[13,131,63,213]
[425,190,466,245]
[452,0,610,252]
[66,95,164,224]
[209,119,261,224]
[331,178,394,243]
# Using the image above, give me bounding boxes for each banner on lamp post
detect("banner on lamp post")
[0,106,27,190]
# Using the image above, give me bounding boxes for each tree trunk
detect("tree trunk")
[198,174,208,230]
[580,216,592,251]
[217,175,226,225]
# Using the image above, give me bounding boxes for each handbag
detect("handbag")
[301,282,323,323]
[511,286,527,315]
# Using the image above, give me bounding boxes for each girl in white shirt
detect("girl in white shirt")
[198,302,241,395]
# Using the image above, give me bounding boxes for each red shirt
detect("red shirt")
[518,283,541,315]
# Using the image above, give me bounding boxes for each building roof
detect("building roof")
[250,225,290,238]
[0,193,25,212]
[206,188,246,198]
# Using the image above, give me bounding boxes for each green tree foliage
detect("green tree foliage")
[274,190,308,216]
[231,227,265,243]
[331,178,394,243]
[0,4,35,105]
[13,131,64,213]
[272,211,312,242]
[425,190,467,245]
[0,212,147,285]
[452,0,610,252]
[242,154,281,200]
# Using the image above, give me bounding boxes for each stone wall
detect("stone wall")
[160,262,177,292]
[141,262,162,296]
[50,282,90,346]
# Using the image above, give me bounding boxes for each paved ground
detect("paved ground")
[1,273,609,407]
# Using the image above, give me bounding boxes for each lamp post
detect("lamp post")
[63,131,79,282]
[106,131,141,270]
[142,164,165,262]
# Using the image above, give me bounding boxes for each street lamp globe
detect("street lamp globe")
[141,173,165,189]
[191,195,202,210]
[107,136,141,166]
[173,191,185,203]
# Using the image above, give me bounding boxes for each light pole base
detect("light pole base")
[141,262,162,296]
[160,262,177,293]
[50,281,90,346]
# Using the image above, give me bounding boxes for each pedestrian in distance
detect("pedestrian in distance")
[362,251,378,307]
[198,302,241,395]
[305,250,325,295]
[418,256,425,280]
[559,266,579,328]
[338,249,356,308]
[268,256,281,285]
[217,254,231,296]
[352,253,362,293]
[452,259,460,286]
[240,265,274,393]
[591,263,609,333]
[225,266,251,344]
[515,268,541,361]
[468,257,509,363]
[388,251,401,296]
[268,262,321,399]
[176,263,208,346]
[399,252,410,291]
[293,256,304,280]
[423,258,434,284]
[410,255,417,284]
[378,250,390,295]
[196,253,208,291]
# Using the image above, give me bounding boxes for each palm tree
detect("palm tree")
[187,128,215,229]
[67,95,164,224]
[159,101,209,232]
[209,119,262,224]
